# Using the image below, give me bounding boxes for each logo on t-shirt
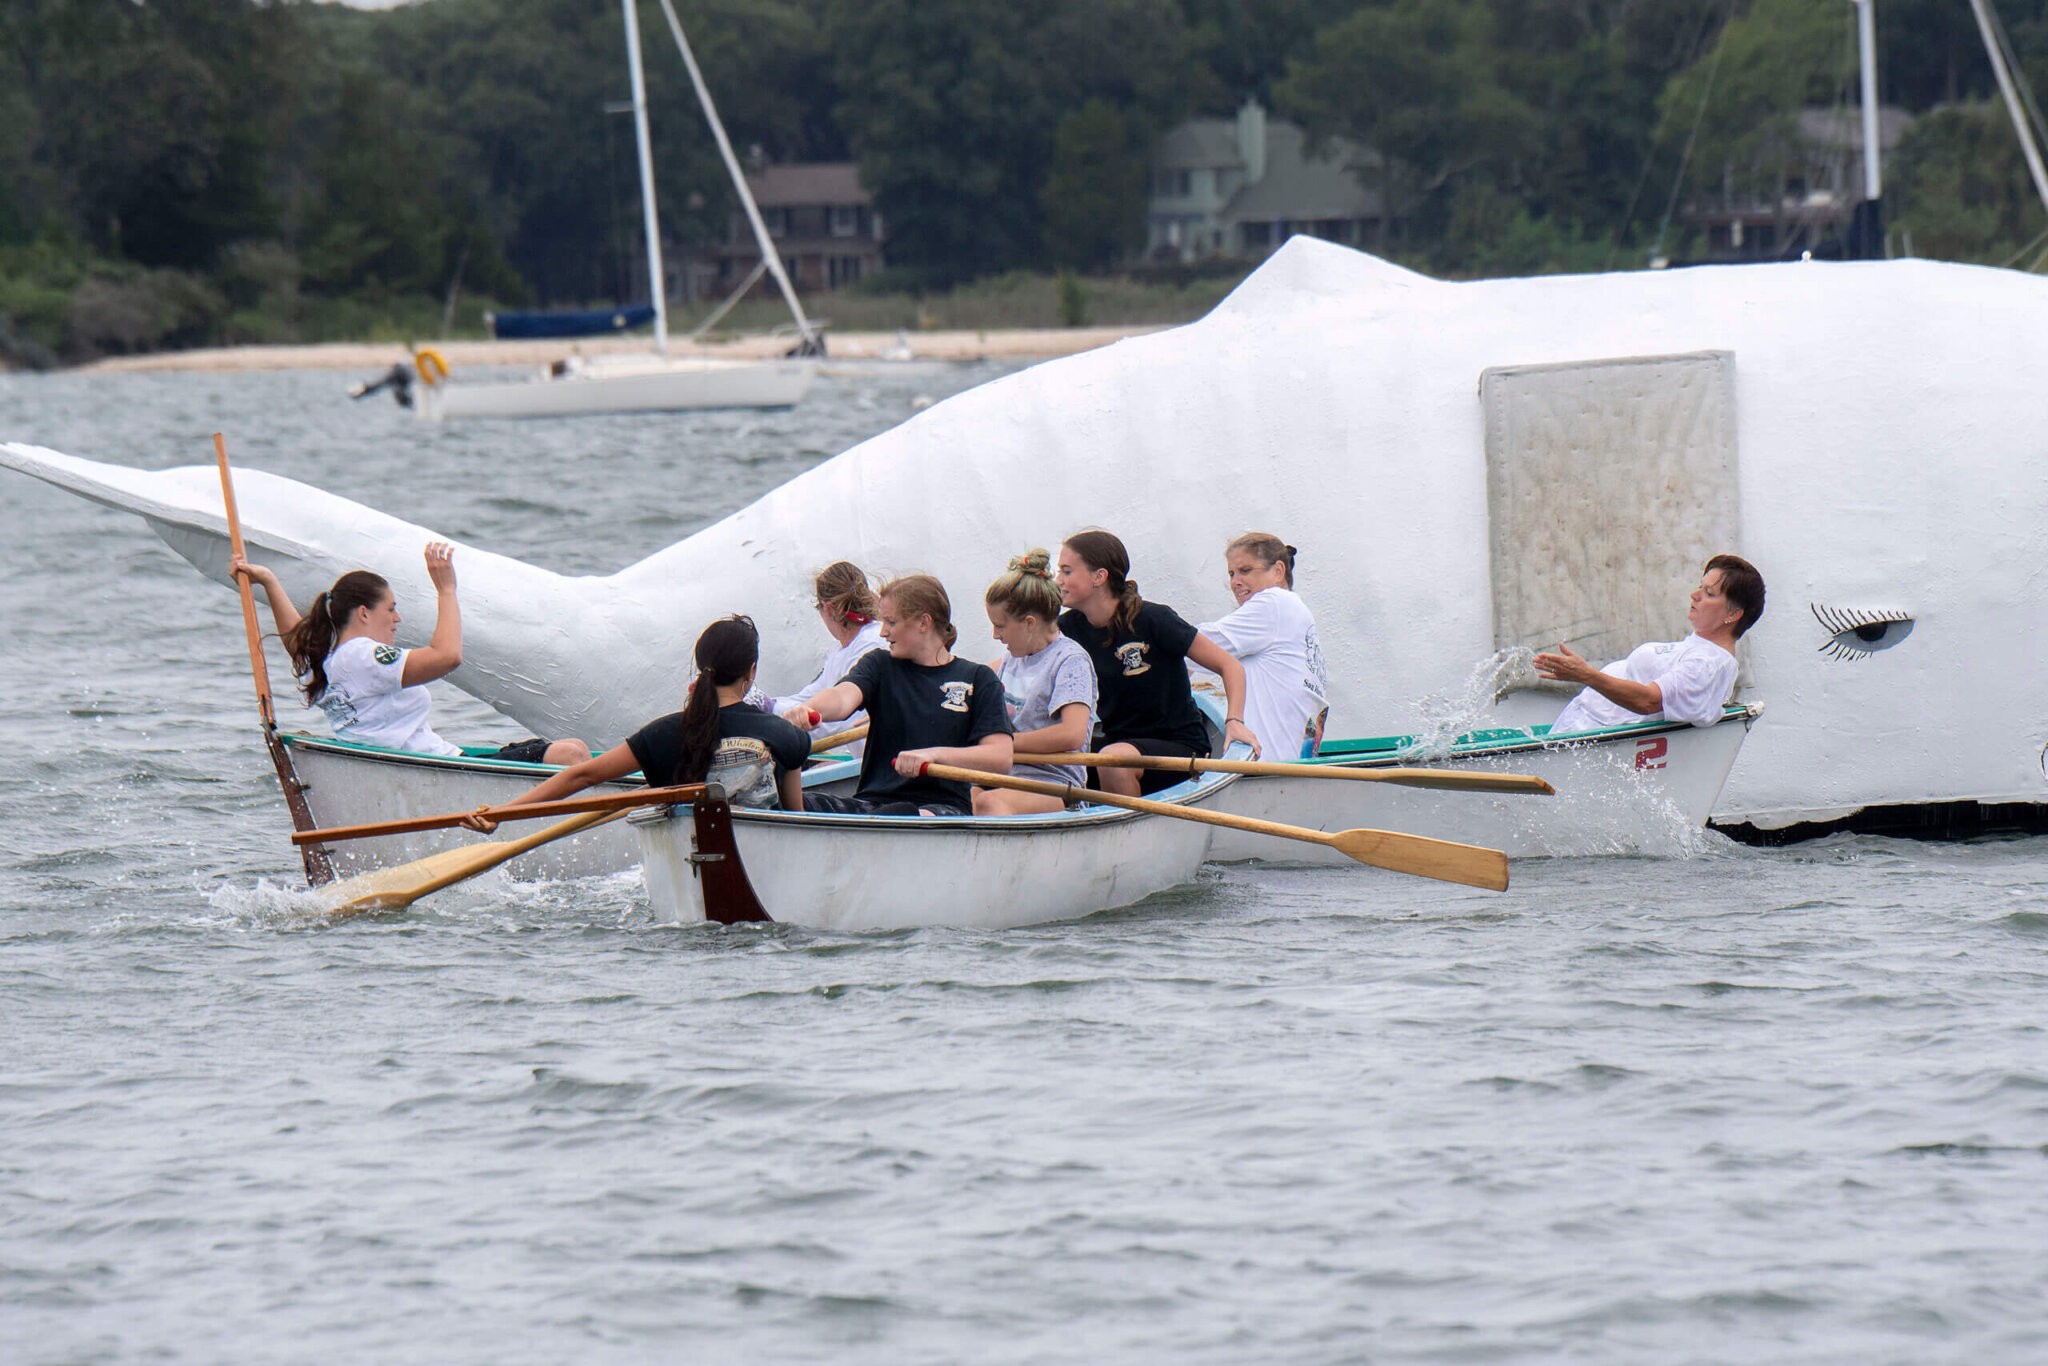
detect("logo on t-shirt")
[939,681,973,713]
[1114,641,1150,676]
[373,644,400,666]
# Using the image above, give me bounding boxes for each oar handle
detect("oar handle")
[215,432,277,732]
[810,721,867,755]
[292,782,707,845]
[1016,751,1554,795]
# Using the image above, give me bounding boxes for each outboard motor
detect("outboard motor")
[348,362,414,409]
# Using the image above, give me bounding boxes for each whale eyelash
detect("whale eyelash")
[1810,603,1914,659]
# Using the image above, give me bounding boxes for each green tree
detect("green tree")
[1890,102,2048,264]
[1042,100,1148,270]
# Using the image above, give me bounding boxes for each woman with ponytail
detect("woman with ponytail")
[1056,529,1257,796]
[751,561,885,749]
[233,543,587,765]
[783,574,1012,817]
[974,549,1097,815]
[487,615,808,814]
[1195,533,1329,760]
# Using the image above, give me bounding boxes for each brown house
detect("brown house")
[689,162,886,299]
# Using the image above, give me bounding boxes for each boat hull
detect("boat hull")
[1204,706,1760,863]
[632,772,1239,932]
[414,357,815,420]
[283,734,858,880]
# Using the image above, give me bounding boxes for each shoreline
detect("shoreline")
[67,326,1169,375]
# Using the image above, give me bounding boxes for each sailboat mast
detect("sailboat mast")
[622,0,669,354]
[1964,0,2048,221]
[1854,0,1882,200]
[654,0,821,352]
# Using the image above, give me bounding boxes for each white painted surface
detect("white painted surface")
[414,356,814,419]
[9,240,2048,827]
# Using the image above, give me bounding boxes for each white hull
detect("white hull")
[1205,707,1760,864]
[633,771,1240,932]
[283,734,858,880]
[414,356,815,420]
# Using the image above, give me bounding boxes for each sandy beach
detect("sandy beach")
[72,326,1167,375]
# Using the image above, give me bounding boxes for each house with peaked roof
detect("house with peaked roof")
[1146,99,1398,262]
[689,161,885,300]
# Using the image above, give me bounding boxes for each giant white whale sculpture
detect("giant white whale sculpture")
[6,237,2047,833]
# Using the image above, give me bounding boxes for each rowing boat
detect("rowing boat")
[630,764,1245,932]
[281,732,858,880]
[1198,703,1762,863]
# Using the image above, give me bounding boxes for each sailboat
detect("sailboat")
[412,0,822,420]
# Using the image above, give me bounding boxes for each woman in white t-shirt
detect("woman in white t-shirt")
[1196,533,1329,760]
[234,543,589,765]
[753,561,885,750]
[974,548,1098,815]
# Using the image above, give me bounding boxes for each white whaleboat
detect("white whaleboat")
[412,0,822,421]
[628,765,1245,932]
[1200,704,1763,864]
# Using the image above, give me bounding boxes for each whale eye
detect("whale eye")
[1811,603,1914,659]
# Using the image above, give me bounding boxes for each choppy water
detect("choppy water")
[3,366,2046,1363]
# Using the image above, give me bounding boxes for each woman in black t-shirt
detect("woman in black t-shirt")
[476,615,809,819]
[1056,529,1257,797]
[784,574,1013,816]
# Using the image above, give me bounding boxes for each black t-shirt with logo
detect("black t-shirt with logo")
[626,703,810,807]
[1059,602,1211,754]
[842,649,1012,810]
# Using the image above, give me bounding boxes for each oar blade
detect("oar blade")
[1326,827,1511,891]
[312,843,514,917]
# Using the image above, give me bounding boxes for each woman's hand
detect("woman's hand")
[893,748,940,777]
[779,703,818,729]
[1533,644,1592,684]
[1224,718,1260,758]
[424,540,457,592]
[229,553,276,588]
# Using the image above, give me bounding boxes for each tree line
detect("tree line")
[3,0,2045,363]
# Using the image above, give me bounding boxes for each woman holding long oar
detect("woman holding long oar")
[1057,529,1256,796]
[234,544,588,765]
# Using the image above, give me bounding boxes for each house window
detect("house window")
[829,255,864,288]
[830,205,860,237]
[1154,168,1191,198]
[764,208,788,238]
[1242,221,1273,249]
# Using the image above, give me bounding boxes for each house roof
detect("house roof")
[745,163,871,208]
[1224,123,1385,222]
[1155,119,1246,170]
[1797,105,1915,153]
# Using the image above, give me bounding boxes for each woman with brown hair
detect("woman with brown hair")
[1195,532,1328,760]
[1057,529,1256,796]
[783,574,1012,817]
[233,542,586,765]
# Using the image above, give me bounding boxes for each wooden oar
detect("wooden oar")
[923,763,1509,891]
[215,432,335,886]
[312,808,624,918]
[1015,751,1554,795]
[292,783,706,846]
[811,722,867,754]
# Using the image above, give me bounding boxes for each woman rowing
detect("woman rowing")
[234,543,588,765]
[975,549,1098,815]
[1195,533,1328,760]
[782,574,1012,816]
[1056,529,1256,796]
[476,615,809,818]
[750,561,884,748]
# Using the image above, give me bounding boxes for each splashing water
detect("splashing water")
[1398,647,1539,759]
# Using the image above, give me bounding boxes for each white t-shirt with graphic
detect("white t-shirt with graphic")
[1549,633,1738,735]
[996,633,1098,786]
[1197,587,1329,759]
[311,636,461,757]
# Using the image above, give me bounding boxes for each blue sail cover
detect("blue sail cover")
[488,304,658,340]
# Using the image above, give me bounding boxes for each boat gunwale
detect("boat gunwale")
[1312,702,1763,766]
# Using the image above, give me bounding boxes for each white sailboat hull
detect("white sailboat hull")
[633,771,1241,933]
[414,357,816,420]
[1204,706,1761,863]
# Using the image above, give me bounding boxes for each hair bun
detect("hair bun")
[1009,548,1054,580]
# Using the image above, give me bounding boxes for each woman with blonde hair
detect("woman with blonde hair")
[974,549,1098,815]
[1196,532,1328,760]
[784,574,1012,816]
[753,560,885,747]
[1057,529,1256,796]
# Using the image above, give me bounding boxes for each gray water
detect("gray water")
[2,367,2045,1364]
